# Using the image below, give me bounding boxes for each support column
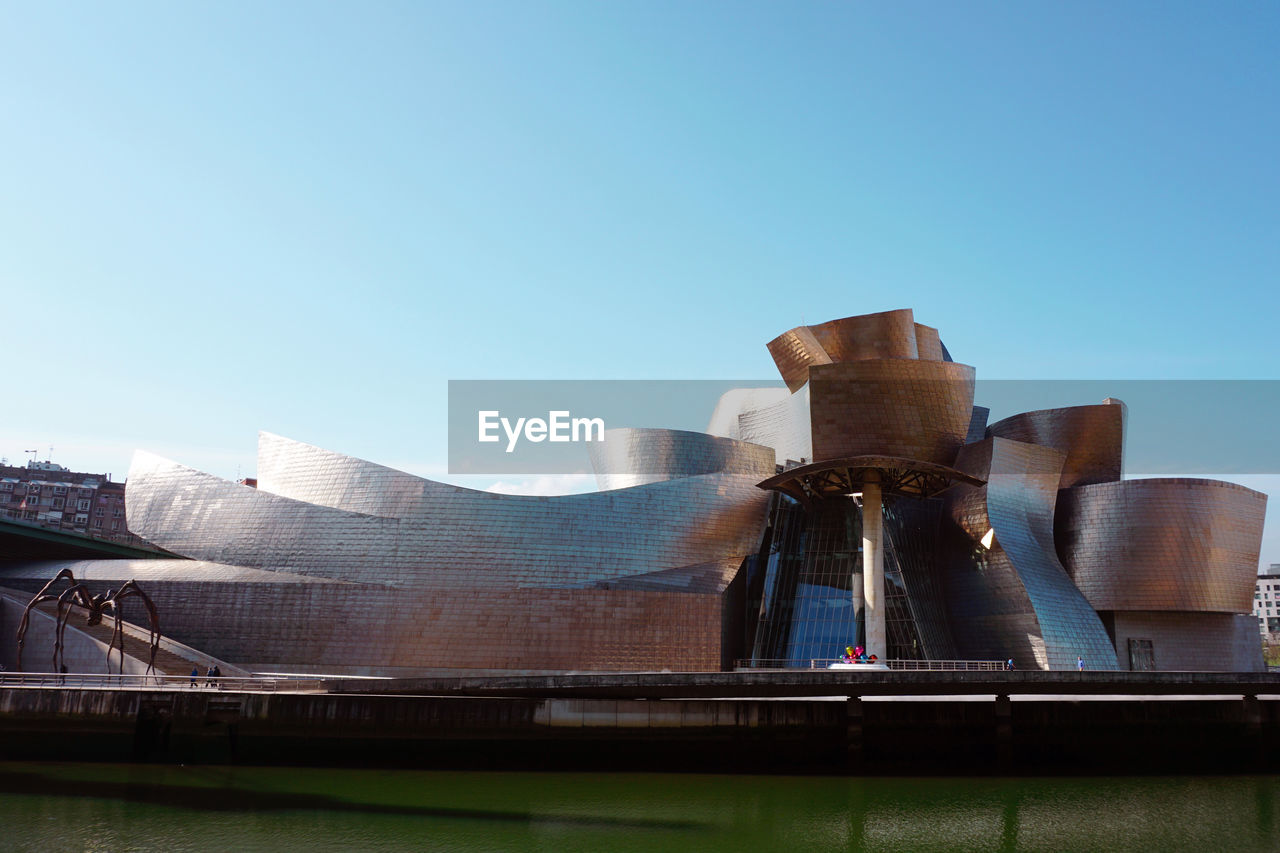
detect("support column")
[846,696,864,771]
[862,478,885,660]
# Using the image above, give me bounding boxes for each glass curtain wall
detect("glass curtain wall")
[746,493,957,666]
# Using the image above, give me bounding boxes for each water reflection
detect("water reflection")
[2,763,1277,852]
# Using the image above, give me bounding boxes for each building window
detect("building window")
[51,497,64,509]
[112,508,122,518]
[0,483,11,492]
[110,520,120,531]
[95,507,104,517]
[77,499,90,511]
[93,519,102,529]
[74,513,88,524]
[52,486,67,495]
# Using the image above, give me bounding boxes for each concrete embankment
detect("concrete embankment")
[3,677,1280,773]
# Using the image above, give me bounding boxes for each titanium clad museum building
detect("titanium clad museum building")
[1,310,1268,673]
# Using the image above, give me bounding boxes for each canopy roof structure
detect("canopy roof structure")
[757,455,985,506]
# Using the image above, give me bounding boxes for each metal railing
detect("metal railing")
[734,658,1007,672]
[0,672,327,693]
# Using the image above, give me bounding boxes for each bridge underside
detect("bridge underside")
[0,519,173,563]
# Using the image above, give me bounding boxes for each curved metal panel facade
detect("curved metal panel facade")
[808,360,976,466]
[133,444,770,593]
[115,435,773,673]
[809,309,920,363]
[914,323,944,361]
[587,428,776,491]
[767,309,925,392]
[943,438,1120,671]
[986,401,1125,489]
[3,306,1264,675]
[1055,478,1267,614]
[708,386,812,467]
[765,325,832,393]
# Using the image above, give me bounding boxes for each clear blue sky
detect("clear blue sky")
[2,3,1277,560]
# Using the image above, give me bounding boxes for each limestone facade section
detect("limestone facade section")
[986,401,1126,489]
[1106,611,1264,672]
[808,360,976,465]
[1055,478,1266,614]
[0,560,728,673]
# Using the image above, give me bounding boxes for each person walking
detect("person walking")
[190,666,199,688]
[1077,655,1085,672]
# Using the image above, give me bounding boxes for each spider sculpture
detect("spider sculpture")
[16,568,161,675]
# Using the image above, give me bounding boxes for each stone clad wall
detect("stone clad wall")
[1108,612,1264,672]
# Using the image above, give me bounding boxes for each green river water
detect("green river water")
[1,762,1277,851]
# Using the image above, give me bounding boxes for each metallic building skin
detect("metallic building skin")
[708,386,813,467]
[1055,478,1267,614]
[3,308,1265,674]
[942,438,1120,671]
[808,309,920,363]
[986,401,1126,489]
[808,360,976,465]
[765,326,833,393]
[766,308,930,392]
[914,323,944,361]
[133,439,770,594]
[966,406,991,445]
[85,434,773,673]
[587,428,776,491]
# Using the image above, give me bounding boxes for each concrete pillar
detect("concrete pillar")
[862,479,885,660]
[995,693,1013,770]
[846,696,864,770]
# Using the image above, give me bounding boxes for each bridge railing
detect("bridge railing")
[734,659,1007,672]
[0,672,326,693]
[0,508,165,551]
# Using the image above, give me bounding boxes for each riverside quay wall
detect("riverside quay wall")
[4,672,1280,773]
